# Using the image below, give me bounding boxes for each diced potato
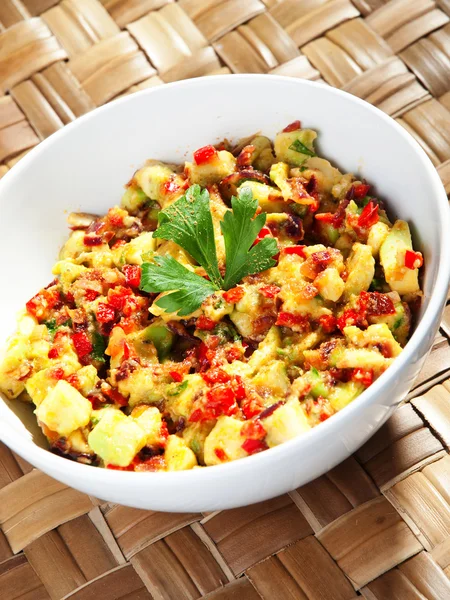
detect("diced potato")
[274,129,317,166]
[333,348,389,370]
[329,381,364,411]
[117,232,156,266]
[36,380,92,436]
[230,286,261,338]
[185,151,236,187]
[269,162,291,201]
[303,157,343,192]
[262,400,310,447]
[182,421,215,464]
[165,435,197,471]
[59,230,86,260]
[88,409,146,467]
[67,429,92,455]
[202,293,234,321]
[247,326,282,371]
[380,220,420,295]
[117,367,160,408]
[52,260,88,291]
[135,162,174,202]
[251,135,276,172]
[204,416,247,465]
[237,181,286,213]
[25,368,58,406]
[166,374,206,421]
[132,406,164,446]
[251,361,290,397]
[343,243,375,301]
[0,335,30,398]
[344,323,402,357]
[314,267,344,302]
[367,222,390,257]
[76,365,99,396]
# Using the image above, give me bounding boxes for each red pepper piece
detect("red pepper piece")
[205,385,237,418]
[84,289,100,302]
[233,375,246,401]
[283,120,301,132]
[226,346,242,362]
[352,368,374,387]
[241,420,266,440]
[111,239,127,250]
[276,312,309,330]
[96,303,116,323]
[123,265,141,288]
[223,287,245,304]
[358,201,379,228]
[104,387,128,407]
[108,210,124,228]
[72,331,93,358]
[214,448,227,461]
[169,371,183,382]
[202,368,231,385]
[318,314,337,333]
[337,309,360,332]
[50,367,65,380]
[108,286,133,310]
[259,285,281,298]
[314,212,335,223]
[404,249,423,270]
[283,245,306,258]
[48,347,60,359]
[196,316,216,331]
[83,233,103,246]
[353,183,371,198]
[193,145,217,165]
[241,438,268,455]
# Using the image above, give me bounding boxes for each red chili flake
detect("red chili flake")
[111,239,127,250]
[214,448,227,461]
[318,314,337,333]
[84,289,100,302]
[48,347,60,359]
[169,371,183,382]
[353,183,371,198]
[72,331,93,358]
[283,245,306,258]
[202,368,231,385]
[223,287,245,304]
[259,285,281,298]
[241,438,268,455]
[352,368,374,387]
[50,367,65,380]
[96,303,116,323]
[241,420,266,440]
[123,265,141,288]
[193,145,217,165]
[196,315,216,331]
[259,402,284,420]
[283,120,301,132]
[108,210,124,228]
[276,312,309,330]
[104,387,128,407]
[83,233,103,246]
[358,201,379,229]
[108,286,133,310]
[337,309,360,332]
[404,249,423,270]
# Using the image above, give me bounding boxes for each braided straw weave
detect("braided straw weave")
[1,1,450,598]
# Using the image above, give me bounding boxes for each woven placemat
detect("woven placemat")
[1,1,450,598]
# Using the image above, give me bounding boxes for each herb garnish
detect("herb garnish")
[289,139,316,157]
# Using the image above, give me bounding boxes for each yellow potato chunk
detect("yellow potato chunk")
[343,243,375,301]
[367,222,390,257]
[380,220,420,295]
[185,150,236,187]
[165,435,197,471]
[36,380,92,437]
[133,406,164,446]
[204,416,247,465]
[263,400,310,447]
[314,267,344,302]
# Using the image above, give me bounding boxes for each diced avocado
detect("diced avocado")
[307,368,330,399]
[135,162,174,202]
[329,381,364,411]
[316,221,340,245]
[185,150,236,187]
[262,399,310,447]
[333,348,389,370]
[88,409,146,467]
[143,321,174,361]
[379,220,420,295]
[274,129,317,166]
[121,186,148,212]
[36,380,92,437]
[165,435,197,471]
[343,243,375,302]
[237,181,287,213]
[204,416,247,465]
[369,300,410,346]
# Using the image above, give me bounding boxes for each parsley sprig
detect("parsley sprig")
[140,185,278,315]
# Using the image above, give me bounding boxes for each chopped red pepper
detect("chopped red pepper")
[241,395,264,419]
[72,331,92,358]
[283,120,301,132]
[205,385,237,417]
[404,249,423,270]
[352,368,374,387]
[50,367,65,380]
[337,309,360,332]
[255,227,271,242]
[108,286,133,311]
[314,212,335,223]
[358,201,379,229]
[241,420,266,440]
[193,145,217,165]
[359,291,395,316]
[196,315,216,331]
[259,285,281,298]
[123,265,141,288]
[84,289,100,302]
[169,371,183,383]
[214,448,227,461]
[353,183,371,199]
[163,178,180,195]
[96,303,116,323]
[108,210,124,228]
[276,312,309,330]
[48,347,60,359]
[241,438,268,455]
[104,387,128,407]
[223,287,245,304]
[226,346,242,362]
[83,233,103,246]
[202,368,231,385]
[318,314,337,333]
[232,375,246,401]
[283,245,306,258]
[111,239,127,250]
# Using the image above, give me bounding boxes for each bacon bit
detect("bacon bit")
[237,145,256,167]
[405,249,423,270]
[108,286,133,310]
[66,373,80,389]
[276,312,310,331]
[96,303,116,323]
[352,368,374,387]
[353,183,371,199]
[214,448,227,461]
[193,145,217,165]
[196,316,216,331]
[223,287,245,304]
[233,375,246,401]
[169,371,183,383]
[283,245,306,258]
[241,420,266,440]
[72,332,92,358]
[259,285,281,298]
[318,314,337,333]
[241,393,264,419]
[83,233,103,246]
[84,289,100,302]
[108,211,124,228]
[202,368,231,385]
[48,347,59,359]
[111,239,127,250]
[283,120,301,132]
[50,367,65,380]
[123,265,141,288]
[358,201,379,229]
[359,291,395,316]
[104,387,128,407]
[259,402,284,420]
[226,346,242,362]
[299,283,319,301]
[242,438,268,455]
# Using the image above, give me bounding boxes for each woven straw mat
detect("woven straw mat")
[1,1,450,599]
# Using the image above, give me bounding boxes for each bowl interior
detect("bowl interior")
[0,75,446,460]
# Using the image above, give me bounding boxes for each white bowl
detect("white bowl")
[0,75,448,512]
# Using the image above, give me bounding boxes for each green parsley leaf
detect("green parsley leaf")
[140,255,218,317]
[154,184,223,288]
[289,139,316,157]
[167,380,188,396]
[91,331,106,362]
[221,187,278,289]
